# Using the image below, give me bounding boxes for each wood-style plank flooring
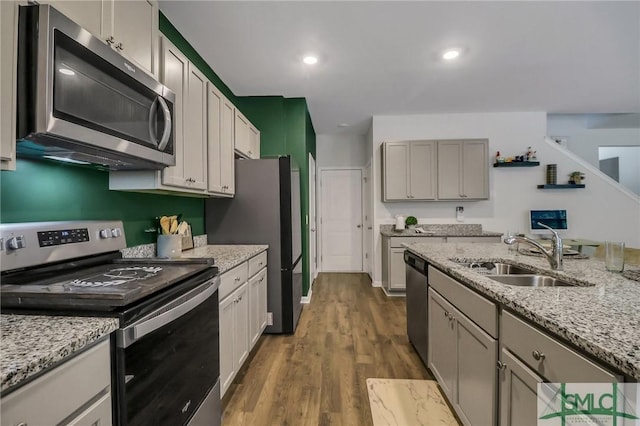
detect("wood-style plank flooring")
[222,272,433,425]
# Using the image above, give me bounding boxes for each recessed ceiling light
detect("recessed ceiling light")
[442,49,461,60]
[303,55,318,65]
[338,123,349,128]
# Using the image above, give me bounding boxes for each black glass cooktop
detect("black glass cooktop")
[1,257,216,310]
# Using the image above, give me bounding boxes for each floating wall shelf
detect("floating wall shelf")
[537,184,585,189]
[493,162,540,167]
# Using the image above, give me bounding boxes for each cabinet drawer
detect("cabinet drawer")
[248,251,267,277]
[219,262,249,300]
[389,236,444,247]
[1,338,111,426]
[501,310,620,383]
[428,266,497,337]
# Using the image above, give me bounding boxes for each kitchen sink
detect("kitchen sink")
[488,275,578,287]
[453,261,536,275]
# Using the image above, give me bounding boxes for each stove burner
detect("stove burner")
[68,266,163,288]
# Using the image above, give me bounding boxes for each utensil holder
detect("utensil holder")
[157,235,182,258]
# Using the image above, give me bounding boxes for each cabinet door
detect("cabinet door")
[249,272,261,349]
[40,1,105,39]
[234,283,250,368]
[461,140,488,199]
[234,111,250,157]
[248,125,260,159]
[219,294,236,396]
[258,269,268,332]
[437,140,463,199]
[111,0,158,76]
[220,97,235,195]
[499,348,544,426]
[383,142,409,201]
[207,83,223,194]
[455,308,498,426]
[428,289,457,400]
[182,63,207,190]
[409,141,437,200]
[0,0,17,171]
[160,38,187,188]
[388,247,406,290]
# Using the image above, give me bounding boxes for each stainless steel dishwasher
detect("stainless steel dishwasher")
[405,250,428,366]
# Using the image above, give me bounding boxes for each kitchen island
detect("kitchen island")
[404,241,640,380]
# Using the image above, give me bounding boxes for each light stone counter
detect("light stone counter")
[1,315,118,393]
[380,224,502,238]
[404,242,640,379]
[182,245,268,274]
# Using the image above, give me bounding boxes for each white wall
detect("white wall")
[369,111,640,285]
[316,134,367,168]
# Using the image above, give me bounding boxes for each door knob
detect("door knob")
[357,224,362,228]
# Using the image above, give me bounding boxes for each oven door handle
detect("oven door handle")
[117,277,219,348]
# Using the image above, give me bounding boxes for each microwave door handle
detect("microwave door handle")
[148,97,159,146]
[156,97,172,151]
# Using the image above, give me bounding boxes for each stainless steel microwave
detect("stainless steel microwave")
[16,4,176,170]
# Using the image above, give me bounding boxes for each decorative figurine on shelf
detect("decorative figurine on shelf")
[568,171,585,185]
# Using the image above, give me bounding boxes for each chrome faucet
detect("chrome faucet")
[504,222,563,271]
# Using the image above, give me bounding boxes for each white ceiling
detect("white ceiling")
[158,1,640,135]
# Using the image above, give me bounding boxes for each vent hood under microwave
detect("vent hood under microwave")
[16,4,176,171]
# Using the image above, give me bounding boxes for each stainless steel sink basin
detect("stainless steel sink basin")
[453,261,536,275]
[490,263,536,275]
[488,275,578,287]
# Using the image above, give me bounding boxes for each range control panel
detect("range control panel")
[38,228,90,247]
[0,220,126,272]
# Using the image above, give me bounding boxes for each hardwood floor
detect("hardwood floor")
[222,272,433,425]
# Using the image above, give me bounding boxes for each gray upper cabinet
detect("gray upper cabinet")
[437,139,489,200]
[382,139,488,202]
[0,0,17,171]
[382,140,436,201]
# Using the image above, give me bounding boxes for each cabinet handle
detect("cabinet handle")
[115,42,124,51]
[106,36,115,45]
[259,277,264,282]
[449,315,456,322]
[357,224,362,228]
[497,360,507,370]
[532,350,546,361]
[238,295,243,301]
[444,311,450,318]
[234,277,240,282]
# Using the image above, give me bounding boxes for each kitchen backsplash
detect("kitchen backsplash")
[121,234,209,258]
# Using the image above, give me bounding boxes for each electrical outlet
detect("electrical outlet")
[267,312,273,326]
[456,206,464,222]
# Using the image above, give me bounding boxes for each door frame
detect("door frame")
[308,154,318,297]
[317,166,365,273]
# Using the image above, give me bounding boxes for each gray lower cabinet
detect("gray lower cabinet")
[428,288,498,426]
[499,347,544,426]
[383,235,500,292]
[1,338,112,426]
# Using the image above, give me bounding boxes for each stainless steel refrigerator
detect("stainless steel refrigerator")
[205,156,303,334]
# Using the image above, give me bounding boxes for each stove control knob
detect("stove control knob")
[99,229,112,239]
[111,228,122,238]
[7,236,25,250]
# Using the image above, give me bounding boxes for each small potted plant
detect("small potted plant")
[405,216,418,229]
[568,171,585,185]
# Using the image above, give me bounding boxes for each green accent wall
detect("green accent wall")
[0,159,204,247]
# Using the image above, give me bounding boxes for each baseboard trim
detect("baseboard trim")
[381,286,406,297]
[301,289,313,304]
[371,280,382,288]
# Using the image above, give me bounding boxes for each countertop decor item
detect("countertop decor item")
[405,216,418,228]
[568,171,585,185]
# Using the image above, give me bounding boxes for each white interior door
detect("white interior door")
[309,154,317,287]
[319,168,363,272]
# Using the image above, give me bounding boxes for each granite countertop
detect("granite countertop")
[1,315,118,393]
[182,245,268,274]
[380,224,502,238]
[404,242,640,379]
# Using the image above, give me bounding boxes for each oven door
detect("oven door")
[115,277,220,426]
